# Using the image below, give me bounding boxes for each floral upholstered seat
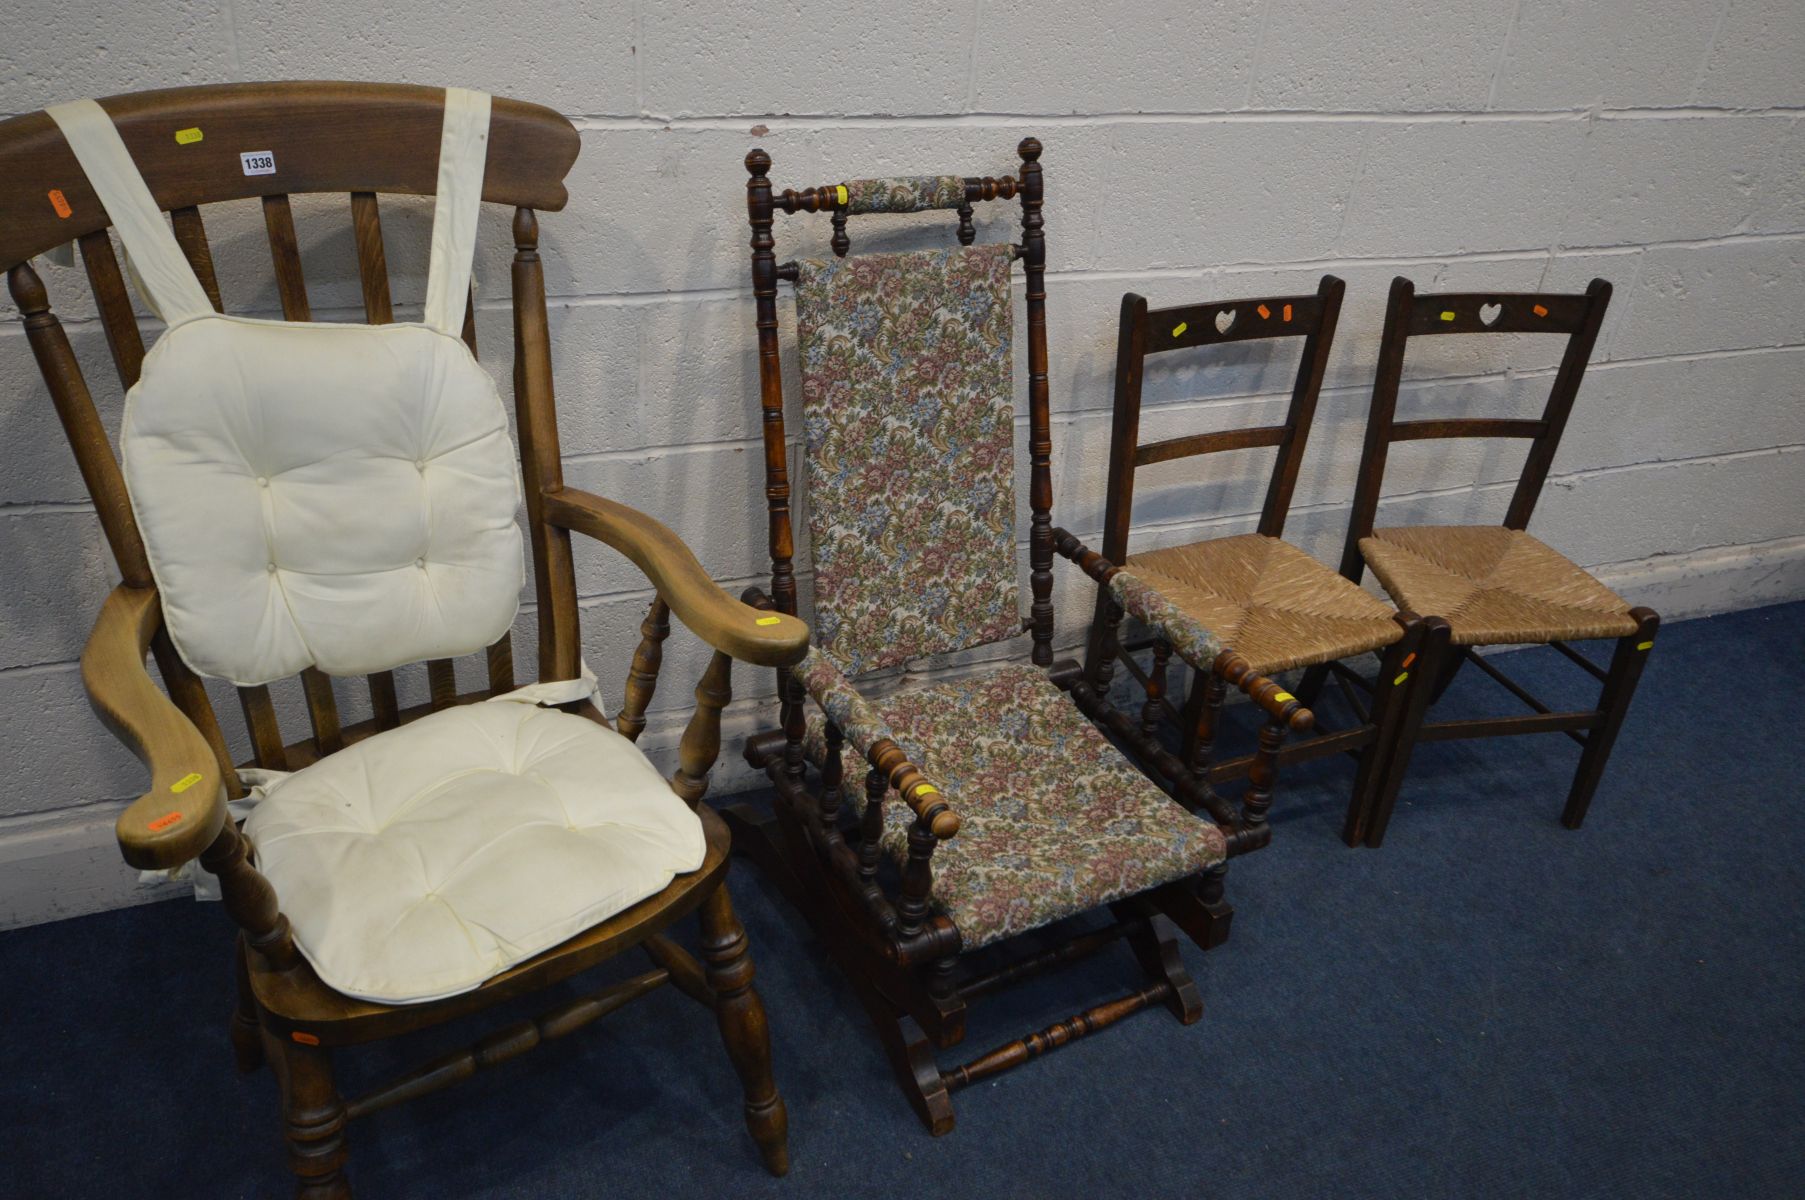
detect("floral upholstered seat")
[804,664,1227,950]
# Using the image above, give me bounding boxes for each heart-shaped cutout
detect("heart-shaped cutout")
[1214,308,1236,334]
[1480,302,1502,326]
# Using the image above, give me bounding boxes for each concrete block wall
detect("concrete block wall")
[2,1,1802,925]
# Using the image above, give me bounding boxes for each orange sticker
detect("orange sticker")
[48,189,72,219]
[147,811,184,832]
[1532,303,1548,317]
[291,1031,321,1046]
[1256,304,1271,319]
[1401,652,1417,670]
[1282,304,1293,322]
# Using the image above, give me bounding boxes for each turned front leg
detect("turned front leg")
[699,882,790,1176]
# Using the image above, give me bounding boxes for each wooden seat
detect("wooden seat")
[1337,277,1658,845]
[1360,526,1637,647]
[1128,534,1403,674]
[4,82,808,1195]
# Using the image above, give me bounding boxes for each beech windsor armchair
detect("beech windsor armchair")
[724,141,1311,1134]
[2,82,803,1195]
[1334,276,1656,844]
[1082,277,1429,846]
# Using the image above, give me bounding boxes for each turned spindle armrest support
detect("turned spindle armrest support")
[1053,529,1313,732]
[544,486,809,668]
[792,647,959,839]
[81,584,227,870]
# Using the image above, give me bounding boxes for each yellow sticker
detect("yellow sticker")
[1172,321,1188,337]
[1440,310,1457,322]
[1636,640,1653,651]
[835,184,848,206]
[1393,671,1410,686]
[755,615,782,626]
[174,127,203,145]
[170,771,204,794]
[915,784,939,796]
[1273,691,1294,704]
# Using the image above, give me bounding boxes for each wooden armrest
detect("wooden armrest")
[543,486,809,668]
[81,585,227,870]
[793,647,958,838]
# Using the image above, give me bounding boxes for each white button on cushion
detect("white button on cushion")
[122,316,524,685]
[243,701,706,1005]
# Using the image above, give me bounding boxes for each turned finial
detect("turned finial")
[1017,136,1042,162]
[746,148,772,177]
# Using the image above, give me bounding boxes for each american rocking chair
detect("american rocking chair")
[1082,276,1430,847]
[2,82,805,1195]
[1334,275,1657,845]
[725,141,1311,1134]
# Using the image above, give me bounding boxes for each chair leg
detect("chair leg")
[1142,640,1172,740]
[1365,618,1452,848]
[699,880,791,1176]
[1180,670,1224,775]
[1344,631,1421,846]
[232,937,264,1073]
[1561,608,1658,830]
[273,1036,350,1199]
[1116,908,1203,1024]
[1296,662,1332,707]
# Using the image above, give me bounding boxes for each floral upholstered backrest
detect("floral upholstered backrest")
[794,242,1020,676]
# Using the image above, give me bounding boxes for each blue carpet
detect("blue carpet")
[2,601,1801,1198]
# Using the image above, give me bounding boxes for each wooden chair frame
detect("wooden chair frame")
[1333,275,1658,845]
[3,83,808,1195]
[1081,276,1429,846]
[724,140,1310,1134]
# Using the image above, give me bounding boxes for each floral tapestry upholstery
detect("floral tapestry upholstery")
[1108,568,1225,672]
[801,664,1226,951]
[795,243,1020,676]
[792,645,903,762]
[842,175,968,214]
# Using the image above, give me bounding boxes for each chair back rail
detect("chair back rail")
[1100,273,1346,565]
[2,82,582,788]
[1337,275,1612,580]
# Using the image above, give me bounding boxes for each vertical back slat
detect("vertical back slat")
[238,686,290,770]
[8,263,152,586]
[168,206,224,312]
[427,660,459,710]
[368,671,400,730]
[300,667,344,755]
[486,635,516,696]
[77,232,147,388]
[460,284,479,357]
[261,194,311,321]
[349,192,394,324]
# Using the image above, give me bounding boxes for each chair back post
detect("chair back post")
[1257,273,1346,539]
[744,150,798,623]
[1099,292,1151,567]
[510,205,581,684]
[1504,277,1612,530]
[1018,138,1056,666]
[1338,275,1416,581]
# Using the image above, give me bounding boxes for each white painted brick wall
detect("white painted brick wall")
[2,0,1803,924]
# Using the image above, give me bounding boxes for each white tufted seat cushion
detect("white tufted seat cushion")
[122,314,525,686]
[241,700,705,1005]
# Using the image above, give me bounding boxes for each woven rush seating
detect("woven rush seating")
[802,664,1228,951]
[1127,533,1403,675]
[1359,525,1637,647]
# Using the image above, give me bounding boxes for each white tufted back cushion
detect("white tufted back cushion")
[122,314,524,685]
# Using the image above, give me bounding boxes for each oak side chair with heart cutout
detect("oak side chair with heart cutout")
[724,140,1312,1135]
[1334,275,1657,845]
[1082,276,1431,847]
[1,82,805,1196]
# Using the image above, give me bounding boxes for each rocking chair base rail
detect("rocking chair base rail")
[247,807,731,1045]
[939,981,1175,1092]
